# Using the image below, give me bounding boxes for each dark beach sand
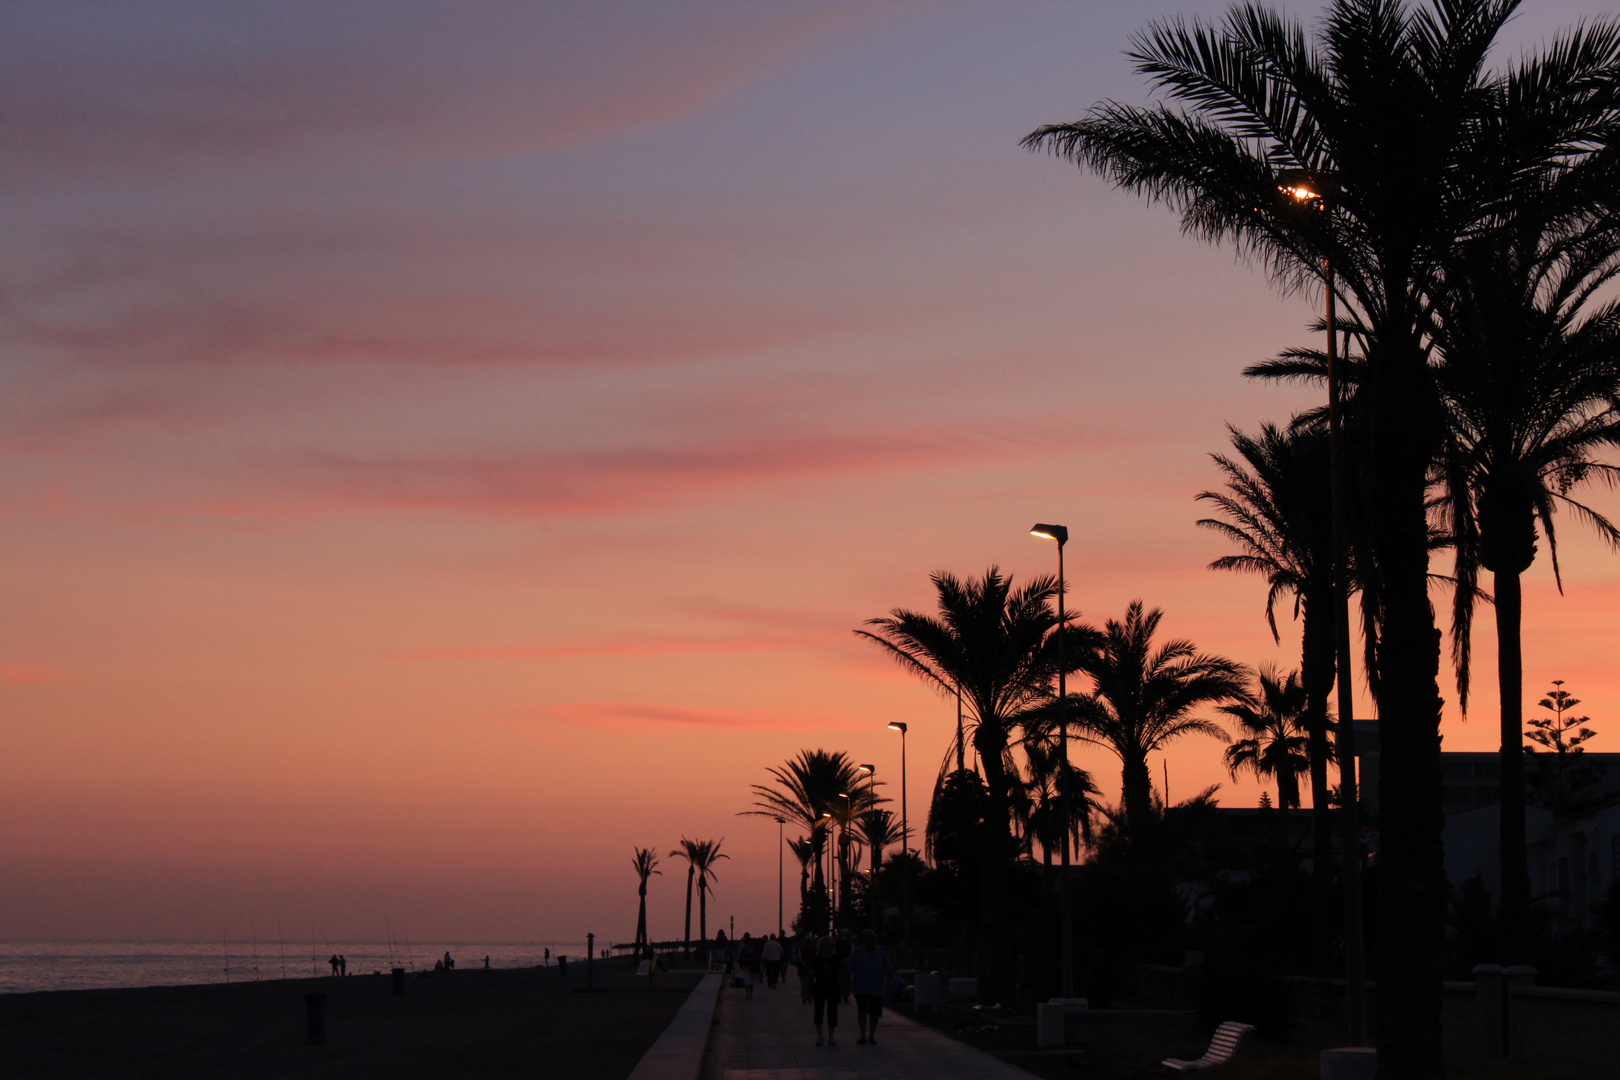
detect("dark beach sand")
[2,961,701,1079]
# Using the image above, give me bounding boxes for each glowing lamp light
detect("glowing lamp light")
[1029,523,1068,545]
[887,721,907,733]
[858,763,875,775]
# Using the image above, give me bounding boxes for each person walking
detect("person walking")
[738,934,760,1000]
[762,934,783,989]
[796,935,815,1003]
[845,930,894,1045]
[809,936,846,1046]
[834,930,853,1003]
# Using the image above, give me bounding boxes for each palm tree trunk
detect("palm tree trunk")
[1495,567,1530,961]
[1121,753,1153,835]
[636,882,648,950]
[1279,769,1301,811]
[1369,356,1447,1079]
[1301,590,1336,954]
[683,867,694,953]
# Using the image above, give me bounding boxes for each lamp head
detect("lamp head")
[1030,523,1068,545]
[858,763,875,775]
[887,721,907,733]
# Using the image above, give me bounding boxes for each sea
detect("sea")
[0,941,598,995]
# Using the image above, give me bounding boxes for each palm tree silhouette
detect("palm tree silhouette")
[1197,424,1338,890]
[858,567,1088,988]
[1220,668,1316,810]
[1025,5,1620,1066]
[689,839,727,946]
[669,837,723,954]
[745,750,879,914]
[1074,601,1248,835]
[1432,214,1620,960]
[857,568,1084,874]
[1015,728,1099,868]
[631,847,661,952]
[855,808,904,930]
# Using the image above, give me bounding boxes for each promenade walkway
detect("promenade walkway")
[699,980,1038,1080]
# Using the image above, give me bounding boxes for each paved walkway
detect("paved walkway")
[699,980,1038,1080]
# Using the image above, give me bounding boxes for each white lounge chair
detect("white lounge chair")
[1162,1020,1256,1072]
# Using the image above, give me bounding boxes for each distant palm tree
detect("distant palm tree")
[669,837,721,953]
[787,833,820,905]
[688,839,727,945]
[855,808,903,930]
[1221,668,1315,810]
[744,750,878,902]
[631,847,661,951]
[857,567,1087,876]
[1197,424,1338,880]
[1015,728,1099,867]
[1075,601,1249,834]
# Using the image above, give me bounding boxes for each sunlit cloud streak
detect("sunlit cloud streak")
[537,700,861,732]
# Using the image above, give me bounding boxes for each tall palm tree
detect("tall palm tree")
[1221,668,1316,810]
[858,567,1089,983]
[857,568,1085,879]
[744,750,878,900]
[1433,220,1620,961]
[631,847,661,952]
[683,839,727,945]
[1074,601,1249,835]
[1025,4,1620,1069]
[1197,424,1337,889]
[855,808,904,929]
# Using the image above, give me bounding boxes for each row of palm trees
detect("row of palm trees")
[1021,2,1620,1074]
[630,839,727,954]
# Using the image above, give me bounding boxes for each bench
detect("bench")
[1162,1020,1256,1072]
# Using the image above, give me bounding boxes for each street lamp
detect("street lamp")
[773,816,785,939]
[888,721,910,948]
[1030,522,1075,999]
[1279,169,1366,1046]
[858,764,878,933]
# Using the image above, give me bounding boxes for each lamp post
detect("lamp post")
[820,811,835,933]
[1280,171,1366,1046]
[1030,522,1074,999]
[774,816,785,939]
[858,764,878,933]
[887,721,909,949]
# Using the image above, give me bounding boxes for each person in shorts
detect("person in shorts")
[844,929,894,1045]
[809,936,845,1046]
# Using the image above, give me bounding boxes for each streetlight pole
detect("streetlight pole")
[775,816,785,939]
[888,721,909,950]
[1030,523,1073,999]
[1281,173,1366,1046]
[859,764,878,934]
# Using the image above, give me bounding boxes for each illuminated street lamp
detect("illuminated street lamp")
[1278,168,1366,1045]
[887,721,910,948]
[1029,522,1074,998]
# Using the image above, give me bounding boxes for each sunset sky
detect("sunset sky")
[3,0,1617,946]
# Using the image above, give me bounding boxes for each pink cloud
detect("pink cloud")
[0,2,901,177]
[536,700,844,731]
[394,634,820,661]
[296,424,1064,516]
[0,663,63,684]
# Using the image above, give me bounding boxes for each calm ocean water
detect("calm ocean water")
[0,941,598,995]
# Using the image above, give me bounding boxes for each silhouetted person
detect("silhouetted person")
[443,951,454,971]
[809,936,846,1046]
[338,955,347,977]
[835,931,853,1003]
[328,955,340,977]
[484,955,490,970]
[846,930,894,1045]
[762,934,783,989]
[544,947,550,966]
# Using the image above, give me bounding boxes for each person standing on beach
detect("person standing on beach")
[761,934,783,989]
[809,936,845,1046]
[845,930,893,1045]
[338,955,347,977]
[328,954,340,976]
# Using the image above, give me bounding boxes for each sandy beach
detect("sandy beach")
[3,960,701,1079]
